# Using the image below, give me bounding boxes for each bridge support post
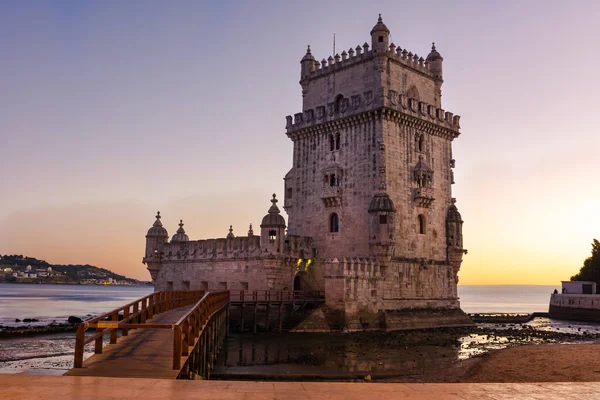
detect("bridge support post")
[110,312,118,344]
[74,325,85,368]
[123,307,129,336]
[278,302,283,332]
[252,304,257,334]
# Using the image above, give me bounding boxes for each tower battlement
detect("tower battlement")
[304,43,434,82]
[285,94,460,136]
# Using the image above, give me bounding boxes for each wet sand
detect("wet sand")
[460,343,600,383]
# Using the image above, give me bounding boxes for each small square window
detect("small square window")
[379,215,387,224]
[378,36,383,43]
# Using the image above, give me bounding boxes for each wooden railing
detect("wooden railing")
[73,290,204,368]
[173,291,230,379]
[229,290,325,303]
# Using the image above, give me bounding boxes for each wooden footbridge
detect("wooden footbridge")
[66,290,324,380]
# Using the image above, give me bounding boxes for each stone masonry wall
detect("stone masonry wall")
[154,257,296,292]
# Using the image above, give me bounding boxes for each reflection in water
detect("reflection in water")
[214,332,461,380]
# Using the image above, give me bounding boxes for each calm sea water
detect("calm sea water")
[458,285,556,314]
[0,283,589,375]
[0,283,554,327]
[0,283,153,326]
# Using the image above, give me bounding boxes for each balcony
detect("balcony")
[414,187,434,208]
[320,186,342,207]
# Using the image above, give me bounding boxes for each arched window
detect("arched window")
[418,214,426,234]
[269,230,277,241]
[407,85,420,101]
[330,213,339,233]
[335,132,341,150]
[334,94,343,112]
[329,174,337,187]
[329,134,334,151]
[416,134,424,152]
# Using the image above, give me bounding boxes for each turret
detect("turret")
[145,211,169,258]
[370,14,390,53]
[446,199,463,249]
[368,193,396,261]
[170,220,189,243]
[426,43,444,104]
[300,45,317,80]
[446,199,467,282]
[260,194,286,254]
[144,211,169,283]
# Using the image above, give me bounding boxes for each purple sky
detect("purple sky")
[1,1,599,283]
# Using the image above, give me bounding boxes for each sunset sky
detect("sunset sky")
[1,1,599,284]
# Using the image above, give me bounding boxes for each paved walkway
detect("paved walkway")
[2,375,600,399]
[64,305,193,379]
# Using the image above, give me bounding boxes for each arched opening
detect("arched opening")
[334,94,344,112]
[329,134,335,151]
[330,213,339,233]
[335,132,341,150]
[269,230,277,241]
[407,85,420,101]
[418,214,426,234]
[293,275,302,291]
[418,135,424,152]
[329,174,337,187]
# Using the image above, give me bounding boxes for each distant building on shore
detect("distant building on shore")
[143,15,470,330]
[550,281,600,322]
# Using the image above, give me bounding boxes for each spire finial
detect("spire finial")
[179,219,184,228]
[229,224,233,233]
[306,45,311,54]
[248,223,254,236]
[271,193,278,205]
[378,13,382,22]
[432,42,436,51]
[156,211,161,219]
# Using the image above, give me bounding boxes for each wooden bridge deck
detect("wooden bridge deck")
[65,304,194,379]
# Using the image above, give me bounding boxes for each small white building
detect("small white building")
[562,281,596,294]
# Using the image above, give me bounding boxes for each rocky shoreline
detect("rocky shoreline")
[0,316,85,338]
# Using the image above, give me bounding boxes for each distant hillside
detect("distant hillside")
[0,254,146,285]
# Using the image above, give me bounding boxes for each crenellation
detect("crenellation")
[146,15,469,331]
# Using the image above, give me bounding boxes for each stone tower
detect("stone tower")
[284,15,469,329]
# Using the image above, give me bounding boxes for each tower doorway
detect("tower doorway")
[293,275,302,290]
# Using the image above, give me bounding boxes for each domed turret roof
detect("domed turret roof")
[426,42,443,62]
[370,14,390,35]
[301,45,316,62]
[171,220,189,242]
[368,193,396,212]
[447,199,463,223]
[226,225,235,239]
[261,194,286,227]
[147,212,169,238]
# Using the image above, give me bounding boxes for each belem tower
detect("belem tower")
[143,16,471,330]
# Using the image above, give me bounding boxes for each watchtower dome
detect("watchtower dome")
[370,14,390,52]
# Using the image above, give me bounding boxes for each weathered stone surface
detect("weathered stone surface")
[143,16,469,330]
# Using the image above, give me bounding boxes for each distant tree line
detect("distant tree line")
[570,239,600,293]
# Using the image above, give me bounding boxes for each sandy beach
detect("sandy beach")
[460,343,600,382]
